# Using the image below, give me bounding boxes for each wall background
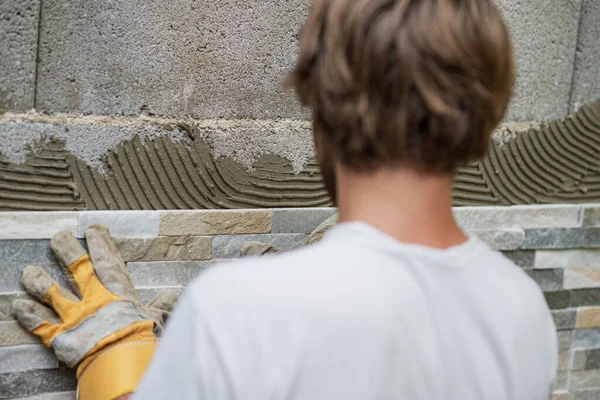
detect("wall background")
[1,205,600,399]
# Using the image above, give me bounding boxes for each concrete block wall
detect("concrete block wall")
[0,205,600,398]
[1,0,599,119]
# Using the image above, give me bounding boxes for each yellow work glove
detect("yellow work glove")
[12,224,175,400]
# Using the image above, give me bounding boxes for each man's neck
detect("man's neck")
[336,165,467,249]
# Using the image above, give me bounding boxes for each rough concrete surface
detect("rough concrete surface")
[496,0,582,121]
[569,0,600,113]
[0,0,40,113]
[35,0,308,119]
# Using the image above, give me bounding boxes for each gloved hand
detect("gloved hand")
[241,214,338,257]
[12,224,177,400]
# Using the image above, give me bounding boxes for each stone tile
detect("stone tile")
[127,261,213,287]
[501,250,535,269]
[213,233,308,259]
[0,0,40,112]
[0,366,76,398]
[571,369,600,391]
[535,249,600,270]
[553,309,577,331]
[114,236,211,262]
[17,392,76,400]
[0,213,78,240]
[523,228,600,249]
[566,265,600,289]
[0,293,30,320]
[554,370,569,392]
[0,321,39,346]
[571,289,600,308]
[78,211,160,238]
[545,291,572,310]
[569,0,600,112]
[271,208,337,234]
[558,330,574,352]
[552,391,569,400]
[582,205,600,227]
[573,328,600,349]
[526,269,564,292]
[137,286,185,306]
[0,345,58,373]
[572,349,600,370]
[160,210,272,236]
[577,307,600,329]
[558,350,572,371]
[454,205,581,230]
[0,262,69,293]
[573,390,600,400]
[467,229,524,250]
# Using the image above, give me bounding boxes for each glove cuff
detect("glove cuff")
[77,339,157,400]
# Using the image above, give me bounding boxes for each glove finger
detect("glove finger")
[145,289,183,332]
[50,231,88,298]
[21,265,79,318]
[85,224,140,306]
[306,214,338,245]
[241,241,282,257]
[12,299,59,335]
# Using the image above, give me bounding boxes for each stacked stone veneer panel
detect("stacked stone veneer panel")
[0,205,599,398]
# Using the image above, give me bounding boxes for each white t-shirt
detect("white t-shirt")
[134,222,558,400]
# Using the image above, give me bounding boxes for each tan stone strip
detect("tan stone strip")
[160,210,272,236]
[576,307,600,329]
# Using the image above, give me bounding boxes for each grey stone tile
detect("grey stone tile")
[0,345,58,373]
[571,289,600,308]
[17,392,76,400]
[0,293,31,321]
[565,265,600,289]
[573,389,600,400]
[573,349,600,371]
[554,370,569,392]
[213,233,308,259]
[114,236,212,262]
[558,330,574,352]
[0,213,78,240]
[501,250,535,269]
[0,262,69,293]
[0,366,76,398]
[552,309,577,331]
[569,0,600,112]
[127,261,212,287]
[0,0,40,112]
[571,369,600,391]
[160,210,272,236]
[558,350,572,371]
[582,205,600,227]
[78,211,160,238]
[271,209,337,234]
[0,321,39,346]
[137,286,184,306]
[535,249,600,270]
[454,205,582,230]
[467,229,524,250]
[526,269,564,292]
[573,328,600,349]
[545,291,572,310]
[523,228,600,249]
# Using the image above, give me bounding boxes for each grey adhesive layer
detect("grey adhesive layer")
[0,0,40,112]
[495,0,582,120]
[570,0,600,112]
[35,0,308,119]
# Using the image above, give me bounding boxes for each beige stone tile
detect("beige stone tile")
[160,210,272,236]
[0,212,78,239]
[566,266,600,289]
[115,236,211,261]
[577,307,600,329]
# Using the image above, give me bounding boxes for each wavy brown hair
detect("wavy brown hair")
[288,0,515,173]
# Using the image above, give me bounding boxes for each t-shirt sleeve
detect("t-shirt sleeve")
[132,289,233,400]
